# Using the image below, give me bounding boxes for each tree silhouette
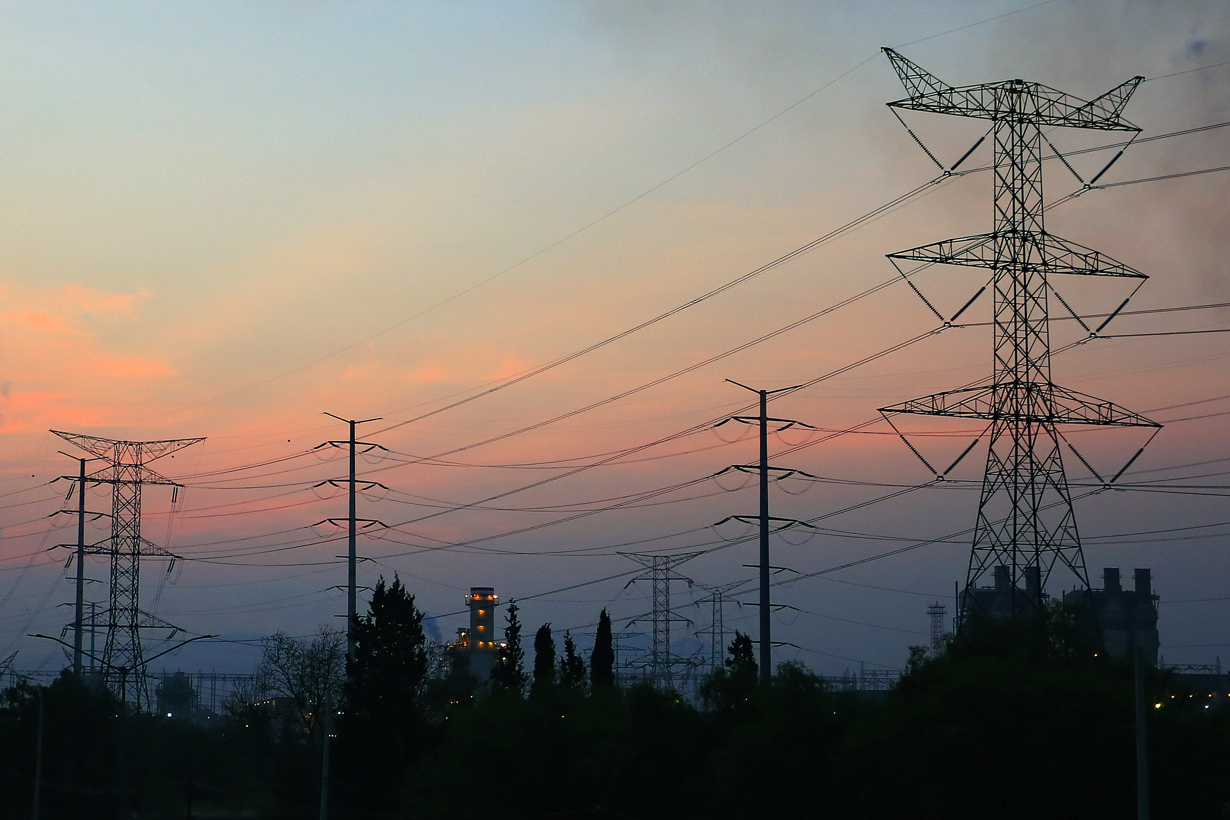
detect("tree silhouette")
[345,575,430,720]
[253,627,345,743]
[491,599,527,695]
[559,631,587,690]
[700,631,759,710]
[590,608,615,688]
[532,623,557,695]
[339,575,430,814]
[727,631,757,680]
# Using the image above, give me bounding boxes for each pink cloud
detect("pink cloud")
[488,358,528,380]
[4,310,73,334]
[0,390,114,431]
[89,354,177,379]
[409,365,448,383]
[0,284,175,384]
[341,362,381,381]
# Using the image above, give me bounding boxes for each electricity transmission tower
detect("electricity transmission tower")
[876,49,1159,623]
[52,431,204,709]
[620,552,702,689]
[928,602,947,652]
[314,413,386,665]
[715,380,815,684]
[694,582,741,673]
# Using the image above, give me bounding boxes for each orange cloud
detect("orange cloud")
[89,354,177,379]
[409,365,448,383]
[341,361,382,381]
[0,391,114,432]
[58,284,151,320]
[0,282,175,384]
[488,358,528,380]
[4,310,73,334]
[0,279,178,440]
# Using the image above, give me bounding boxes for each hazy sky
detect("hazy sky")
[1,0,1228,679]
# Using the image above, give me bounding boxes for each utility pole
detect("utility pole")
[87,602,99,676]
[53,453,104,677]
[320,700,331,820]
[73,457,86,676]
[1135,646,1150,819]
[715,380,815,685]
[875,49,1160,624]
[316,414,386,666]
[32,687,42,820]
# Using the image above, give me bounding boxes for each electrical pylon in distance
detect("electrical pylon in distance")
[620,551,701,689]
[876,49,1159,622]
[52,431,203,709]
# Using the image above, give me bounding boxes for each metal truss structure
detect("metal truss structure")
[694,582,741,673]
[620,552,701,689]
[928,602,947,652]
[877,49,1159,622]
[53,431,203,709]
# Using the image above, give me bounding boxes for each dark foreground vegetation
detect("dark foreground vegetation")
[2,580,1227,819]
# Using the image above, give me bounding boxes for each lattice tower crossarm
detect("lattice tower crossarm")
[52,431,203,710]
[875,50,1159,622]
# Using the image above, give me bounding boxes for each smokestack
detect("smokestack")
[1104,567,1121,593]
[1024,566,1041,598]
[1134,568,1151,598]
[994,565,1010,592]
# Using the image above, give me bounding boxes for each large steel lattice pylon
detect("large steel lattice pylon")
[877,50,1160,622]
[53,431,203,709]
[620,552,701,688]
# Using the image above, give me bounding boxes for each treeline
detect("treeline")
[2,578,1227,819]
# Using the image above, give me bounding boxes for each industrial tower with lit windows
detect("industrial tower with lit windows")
[453,586,502,681]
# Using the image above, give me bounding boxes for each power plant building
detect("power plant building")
[452,586,502,682]
[962,565,1044,618]
[1064,567,1160,665]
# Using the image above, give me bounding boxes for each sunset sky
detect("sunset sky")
[1,0,1228,680]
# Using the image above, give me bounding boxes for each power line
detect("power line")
[368,177,951,443]
[1097,164,1230,188]
[1147,59,1230,82]
[134,1,1055,426]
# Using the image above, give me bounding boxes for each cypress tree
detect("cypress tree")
[490,599,527,695]
[590,608,616,687]
[559,631,587,689]
[532,623,557,694]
